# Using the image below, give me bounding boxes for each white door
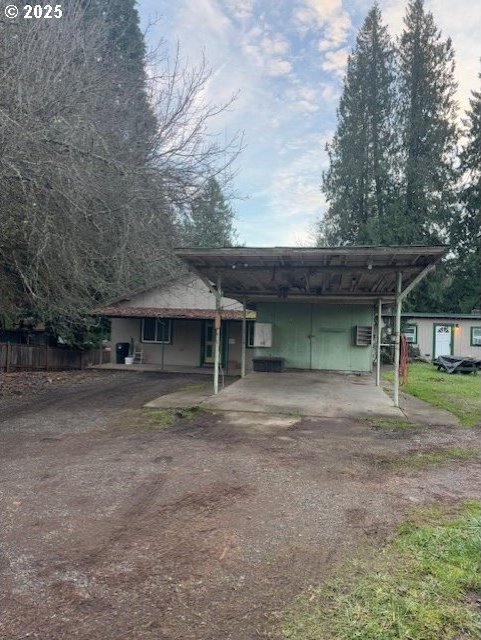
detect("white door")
[434,324,452,358]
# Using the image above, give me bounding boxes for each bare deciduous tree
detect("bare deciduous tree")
[0,1,240,342]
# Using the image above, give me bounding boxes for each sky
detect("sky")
[137,0,481,247]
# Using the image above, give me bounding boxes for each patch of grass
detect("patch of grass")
[176,406,208,419]
[279,500,481,640]
[145,408,176,428]
[388,446,479,470]
[368,417,420,430]
[144,406,207,428]
[385,363,481,427]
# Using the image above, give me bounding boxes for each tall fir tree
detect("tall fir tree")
[183,178,236,247]
[444,70,481,312]
[398,0,458,243]
[398,0,459,311]
[319,4,398,245]
[81,0,157,162]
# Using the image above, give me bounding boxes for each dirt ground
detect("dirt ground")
[1,370,479,640]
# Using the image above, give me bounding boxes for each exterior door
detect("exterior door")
[203,321,215,364]
[201,320,228,367]
[434,324,453,358]
[310,305,351,371]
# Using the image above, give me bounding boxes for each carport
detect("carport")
[176,245,447,408]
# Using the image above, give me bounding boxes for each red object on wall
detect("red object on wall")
[400,333,409,385]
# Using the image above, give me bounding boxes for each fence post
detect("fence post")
[45,343,49,372]
[79,351,83,370]
[6,342,11,373]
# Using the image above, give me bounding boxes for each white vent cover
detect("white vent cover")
[253,323,272,347]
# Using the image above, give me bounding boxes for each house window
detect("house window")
[402,324,418,344]
[246,321,255,347]
[471,326,481,347]
[141,318,172,344]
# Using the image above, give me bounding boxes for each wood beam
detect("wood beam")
[393,272,402,408]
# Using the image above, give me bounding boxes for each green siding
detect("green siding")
[255,303,373,372]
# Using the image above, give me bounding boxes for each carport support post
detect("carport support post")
[375,298,382,387]
[393,272,402,408]
[213,274,222,395]
[241,297,247,378]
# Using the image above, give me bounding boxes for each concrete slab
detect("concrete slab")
[144,382,212,408]
[202,371,404,419]
[93,363,241,376]
[398,390,460,426]
[214,411,301,433]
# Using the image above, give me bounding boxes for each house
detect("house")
[175,245,448,405]
[384,312,481,360]
[95,245,447,407]
[94,274,256,372]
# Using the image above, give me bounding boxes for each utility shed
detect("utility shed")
[254,302,373,372]
[176,245,447,403]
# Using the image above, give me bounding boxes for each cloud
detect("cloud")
[320,81,340,102]
[265,58,293,76]
[265,134,330,216]
[224,0,254,20]
[318,10,351,50]
[294,0,344,26]
[241,28,293,77]
[260,34,290,56]
[321,47,349,75]
[294,0,352,49]
[284,84,320,113]
[175,0,232,37]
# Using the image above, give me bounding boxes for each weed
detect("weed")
[143,405,207,428]
[387,447,479,470]
[368,417,420,430]
[145,409,175,428]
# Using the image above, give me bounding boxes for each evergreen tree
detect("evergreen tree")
[319,4,398,245]
[398,0,458,243]
[444,70,481,312]
[397,0,459,311]
[183,178,237,247]
[81,0,157,161]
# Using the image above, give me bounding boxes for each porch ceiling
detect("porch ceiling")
[175,245,448,304]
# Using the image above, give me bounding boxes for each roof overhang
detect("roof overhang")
[175,245,448,304]
[92,306,256,320]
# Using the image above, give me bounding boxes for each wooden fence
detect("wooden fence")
[0,343,110,372]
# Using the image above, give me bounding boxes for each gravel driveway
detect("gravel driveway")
[1,370,479,639]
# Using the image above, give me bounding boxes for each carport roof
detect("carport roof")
[175,245,448,303]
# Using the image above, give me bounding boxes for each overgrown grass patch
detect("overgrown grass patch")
[368,417,420,430]
[143,406,207,428]
[387,446,479,471]
[384,363,481,427]
[279,500,481,640]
